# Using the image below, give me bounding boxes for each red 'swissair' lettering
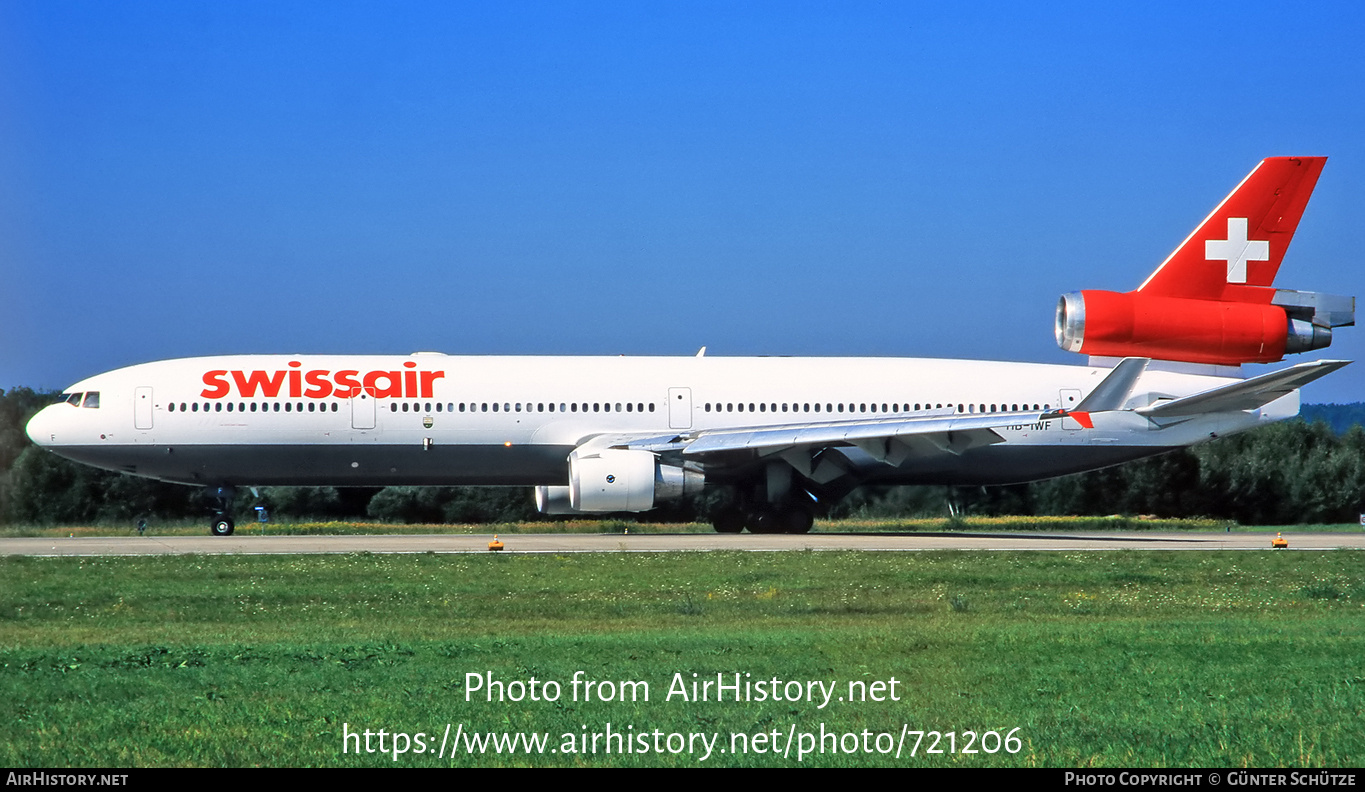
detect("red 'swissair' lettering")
[231,370,286,398]
[200,364,445,400]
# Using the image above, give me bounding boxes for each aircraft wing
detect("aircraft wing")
[611,358,1349,466]
[1135,359,1350,419]
[615,409,1037,461]
[614,357,1151,462]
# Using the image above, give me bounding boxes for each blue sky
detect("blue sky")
[3,1,1364,402]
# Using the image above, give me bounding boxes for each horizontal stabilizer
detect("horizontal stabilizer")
[1136,360,1350,419]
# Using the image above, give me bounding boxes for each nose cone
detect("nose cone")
[25,406,59,447]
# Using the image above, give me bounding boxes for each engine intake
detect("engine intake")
[535,449,703,514]
[1055,290,1338,366]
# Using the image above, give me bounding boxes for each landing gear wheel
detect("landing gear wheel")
[713,508,745,534]
[746,508,781,534]
[210,517,235,537]
[780,507,814,534]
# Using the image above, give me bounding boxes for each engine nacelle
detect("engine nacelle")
[534,449,704,514]
[1055,290,1334,366]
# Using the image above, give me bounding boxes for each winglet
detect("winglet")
[1074,358,1150,413]
[1040,358,1150,425]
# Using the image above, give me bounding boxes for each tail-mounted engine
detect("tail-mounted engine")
[1056,289,1354,366]
[535,448,703,514]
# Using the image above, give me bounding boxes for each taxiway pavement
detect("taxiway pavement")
[2,530,1363,556]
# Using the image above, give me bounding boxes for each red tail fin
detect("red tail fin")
[1137,156,1325,301]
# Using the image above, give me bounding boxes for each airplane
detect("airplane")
[24,156,1355,536]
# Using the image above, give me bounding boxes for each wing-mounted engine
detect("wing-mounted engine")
[1055,289,1354,366]
[535,448,704,514]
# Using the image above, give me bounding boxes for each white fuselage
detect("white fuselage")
[25,353,1288,490]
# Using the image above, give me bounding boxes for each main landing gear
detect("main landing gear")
[711,466,819,535]
[711,463,820,535]
[712,503,815,534]
[207,485,236,537]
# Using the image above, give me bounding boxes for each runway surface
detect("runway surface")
[3,530,1364,556]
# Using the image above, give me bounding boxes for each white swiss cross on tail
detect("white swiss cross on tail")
[1205,217,1269,284]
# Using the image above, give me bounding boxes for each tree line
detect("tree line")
[2,387,1362,526]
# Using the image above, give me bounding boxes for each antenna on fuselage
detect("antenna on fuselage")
[696,346,707,357]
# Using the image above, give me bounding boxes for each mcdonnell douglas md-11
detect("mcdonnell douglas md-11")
[25,157,1355,535]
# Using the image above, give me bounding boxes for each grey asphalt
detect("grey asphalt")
[3,530,1364,556]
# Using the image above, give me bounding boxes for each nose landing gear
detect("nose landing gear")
[207,486,236,537]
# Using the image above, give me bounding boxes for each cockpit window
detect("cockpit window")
[82,392,100,409]
[59,392,83,406]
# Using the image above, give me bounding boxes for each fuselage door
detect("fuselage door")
[668,387,692,430]
[351,391,376,430]
[134,387,153,430]
[1059,388,1083,431]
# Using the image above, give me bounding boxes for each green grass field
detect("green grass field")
[3,547,1363,767]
